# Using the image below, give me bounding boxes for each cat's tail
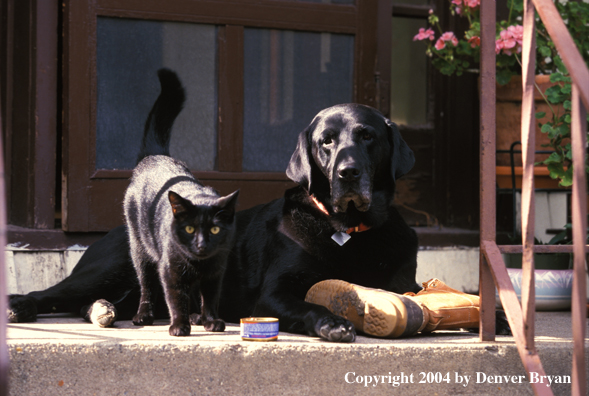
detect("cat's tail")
[137,68,186,163]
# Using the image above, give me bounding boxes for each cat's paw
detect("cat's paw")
[169,323,191,337]
[203,319,225,332]
[132,312,154,326]
[7,295,37,323]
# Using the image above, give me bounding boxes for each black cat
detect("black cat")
[124,69,239,336]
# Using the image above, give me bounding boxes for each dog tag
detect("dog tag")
[331,232,352,246]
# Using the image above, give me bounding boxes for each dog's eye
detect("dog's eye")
[210,226,220,235]
[185,225,195,234]
[362,132,373,142]
[322,137,334,147]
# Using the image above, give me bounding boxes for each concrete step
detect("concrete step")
[7,312,588,396]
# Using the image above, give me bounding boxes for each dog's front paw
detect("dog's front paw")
[316,315,356,342]
[8,295,38,323]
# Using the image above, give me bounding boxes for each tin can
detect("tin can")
[240,317,279,341]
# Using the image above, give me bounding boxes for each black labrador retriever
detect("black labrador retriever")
[218,103,421,341]
[8,71,508,341]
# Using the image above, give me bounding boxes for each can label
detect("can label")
[240,318,279,341]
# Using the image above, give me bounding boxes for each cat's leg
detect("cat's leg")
[131,254,158,326]
[161,266,193,336]
[192,274,225,332]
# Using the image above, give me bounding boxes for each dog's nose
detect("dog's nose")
[337,165,361,181]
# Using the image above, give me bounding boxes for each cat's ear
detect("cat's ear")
[218,190,239,210]
[168,191,190,218]
[215,190,239,222]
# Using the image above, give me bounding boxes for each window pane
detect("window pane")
[243,29,354,172]
[96,17,217,170]
[390,17,428,126]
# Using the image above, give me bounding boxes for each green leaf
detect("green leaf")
[548,230,568,245]
[509,0,524,13]
[541,123,554,134]
[545,85,567,104]
[555,123,570,138]
[496,70,513,85]
[536,111,546,119]
[539,46,551,57]
[549,73,569,83]
[553,56,569,74]
[543,151,563,164]
[559,167,573,187]
[547,162,565,176]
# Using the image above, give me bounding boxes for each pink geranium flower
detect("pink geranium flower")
[452,0,480,14]
[435,32,459,50]
[495,25,523,55]
[452,0,464,14]
[495,40,504,54]
[413,28,435,41]
[467,36,481,48]
[507,25,524,44]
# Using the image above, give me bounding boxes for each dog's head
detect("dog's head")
[286,104,414,215]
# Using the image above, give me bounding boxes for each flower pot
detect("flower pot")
[495,75,564,167]
[495,165,566,190]
[497,268,575,311]
[497,253,577,311]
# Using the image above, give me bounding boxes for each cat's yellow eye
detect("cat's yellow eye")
[185,225,195,234]
[210,226,220,235]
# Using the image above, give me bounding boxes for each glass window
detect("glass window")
[390,17,428,126]
[242,28,354,172]
[96,17,218,170]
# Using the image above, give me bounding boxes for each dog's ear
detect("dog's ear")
[286,125,315,191]
[386,119,415,181]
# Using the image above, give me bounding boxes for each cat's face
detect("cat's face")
[168,190,239,260]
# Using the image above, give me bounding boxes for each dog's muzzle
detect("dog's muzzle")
[333,193,371,213]
[331,158,372,213]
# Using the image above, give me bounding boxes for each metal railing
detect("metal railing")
[479,1,588,395]
[0,74,9,394]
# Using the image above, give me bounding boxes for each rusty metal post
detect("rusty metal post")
[478,0,497,342]
[570,84,587,396]
[0,73,10,395]
[520,0,537,353]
